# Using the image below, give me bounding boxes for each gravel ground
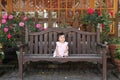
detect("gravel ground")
[0,62,120,80]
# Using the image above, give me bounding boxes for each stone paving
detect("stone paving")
[0,62,120,80]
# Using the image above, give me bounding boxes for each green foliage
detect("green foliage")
[81,10,99,28]
[59,23,68,28]
[114,47,120,60]
[107,37,120,44]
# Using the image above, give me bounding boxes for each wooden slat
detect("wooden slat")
[79,34,82,53]
[44,33,48,54]
[30,35,34,53]
[86,34,90,54]
[53,32,57,49]
[72,32,76,54]
[77,33,80,54]
[82,34,85,54]
[34,35,38,54]
[39,34,43,54]
[48,32,52,54]
[54,32,57,41]
[68,32,72,54]
[91,35,96,53]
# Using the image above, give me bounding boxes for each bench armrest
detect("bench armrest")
[17,43,28,49]
[97,43,108,56]
[17,43,28,60]
[97,43,108,48]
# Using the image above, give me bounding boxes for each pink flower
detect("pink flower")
[87,8,94,14]
[4,28,9,33]
[19,22,24,27]
[36,24,41,28]
[7,33,12,39]
[2,14,8,19]
[2,19,6,24]
[8,15,13,19]
[23,16,27,21]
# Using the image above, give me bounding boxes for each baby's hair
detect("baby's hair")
[57,32,65,40]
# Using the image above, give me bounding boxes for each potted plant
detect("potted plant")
[108,37,120,64]
[114,47,120,72]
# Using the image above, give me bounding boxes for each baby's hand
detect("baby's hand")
[64,48,68,53]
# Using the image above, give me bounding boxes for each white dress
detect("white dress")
[53,41,68,57]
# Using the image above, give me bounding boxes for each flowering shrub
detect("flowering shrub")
[81,8,113,32]
[0,12,45,47]
[81,4,113,43]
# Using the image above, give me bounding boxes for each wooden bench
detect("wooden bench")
[18,27,107,80]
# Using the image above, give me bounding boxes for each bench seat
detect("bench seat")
[23,54,103,63]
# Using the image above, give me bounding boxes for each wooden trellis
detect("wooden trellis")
[0,0,118,34]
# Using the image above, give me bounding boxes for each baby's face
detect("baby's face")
[58,35,65,43]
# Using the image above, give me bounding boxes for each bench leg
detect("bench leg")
[103,57,107,80]
[18,59,23,80]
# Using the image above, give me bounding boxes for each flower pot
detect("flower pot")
[0,60,2,65]
[109,44,120,64]
[2,46,18,64]
[109,44,116,64]
[114,59,120,72]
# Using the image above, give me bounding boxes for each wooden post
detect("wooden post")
[0,0,2,16]
[7,0,13,14]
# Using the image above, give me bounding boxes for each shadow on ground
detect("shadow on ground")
[0,60,120,80]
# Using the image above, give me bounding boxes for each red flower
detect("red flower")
[7,33,12,39]
[101,24,104,28]
[87,8,94,14]
[42,27,46,31]
[109,10,113,17]
[97,10,102,16]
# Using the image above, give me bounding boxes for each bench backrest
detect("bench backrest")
[26,28,100,55]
